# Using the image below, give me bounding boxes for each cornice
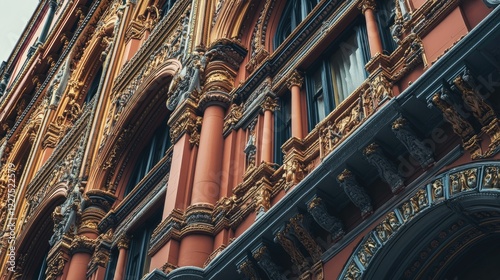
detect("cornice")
[1,0,110,143]
[0,0,45,83]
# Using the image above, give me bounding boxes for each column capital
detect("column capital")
[261,96,279,112]
[286,70,304,90]
[117,235,130,250]
[69,235,96,255]
[358,0,376,14]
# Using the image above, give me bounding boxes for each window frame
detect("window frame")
[124,211,161,279]
[306,18,370,131]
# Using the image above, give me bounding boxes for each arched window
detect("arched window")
[85,66,103,104]
[124,119,171,196]
[273,0,320,49]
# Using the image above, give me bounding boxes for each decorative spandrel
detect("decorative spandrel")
[49,184,85,246]
[166,52,206,111]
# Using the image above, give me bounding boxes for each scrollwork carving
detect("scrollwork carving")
[45,252,67,280]
[237,258,260,280]
[289,214,323,262]
[307,196,344,240]
[484,166,500,189]
[69,235,96,255]
[283,159,306,190]
[223,103,243,133]
[364,143,404,193]
[253,245,286,280]
[286,70,304,89]
[370,73,393,105]
[337,169,372,218]
[169,112,202,146]
[49,184,84,246]
[392,117,434,167]
[274,227,309,272]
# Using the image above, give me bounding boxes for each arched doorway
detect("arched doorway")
[340,161,500,279]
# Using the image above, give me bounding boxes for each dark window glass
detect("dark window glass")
[104,248,118,280]
[161,0,177,17]
[274,0,320,49]
[274,93,292,165]
[124,211,162,279]
[85,66,103,103]
[376,0,398,54]
[125,119,170,195]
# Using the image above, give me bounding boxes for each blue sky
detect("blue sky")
[0,0,40,63]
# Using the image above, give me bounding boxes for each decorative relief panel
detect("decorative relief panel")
[28,134,86,221]
[319,86,371,160]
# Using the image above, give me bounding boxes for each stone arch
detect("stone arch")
[210,0,259,41]
[89,58,181,196]
[340,161,500,279]
[14,183,67,280]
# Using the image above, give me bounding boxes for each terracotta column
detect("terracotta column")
[360,0,383,57]
[66,236,96,280]
[261,97,278,163]
[190,105,226,204]
[287,71,304,139]
[178,39,247,268]
[113,237,129,280]
[65,190,115,279]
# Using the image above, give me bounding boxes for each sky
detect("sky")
[0,0,40,63]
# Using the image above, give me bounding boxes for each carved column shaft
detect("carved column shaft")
[181,40,246,268]
[190,105,225,205]
[113,236,129,280]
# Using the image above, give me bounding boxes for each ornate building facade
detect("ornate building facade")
[0,0,499,279]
